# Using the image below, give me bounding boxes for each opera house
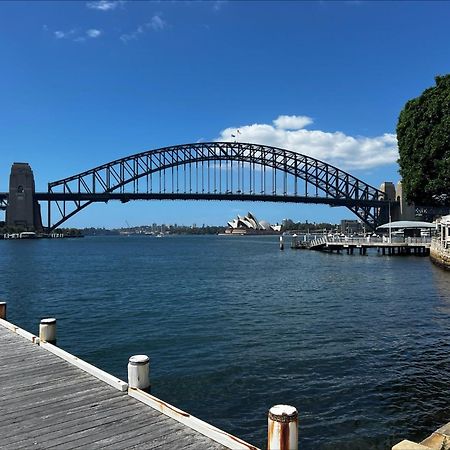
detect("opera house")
[224,212,282,235]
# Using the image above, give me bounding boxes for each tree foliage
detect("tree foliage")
[397,75,450,205]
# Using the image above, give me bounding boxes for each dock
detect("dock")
[0,316,258,450]
[291,236,431,256]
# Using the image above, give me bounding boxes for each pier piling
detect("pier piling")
[39,318,57,344]
[267,404,298,450]
[0,302,6,319]
[128,354,150,391]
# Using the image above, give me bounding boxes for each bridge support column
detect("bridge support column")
[6,163,43,232]
[379,182,399,224]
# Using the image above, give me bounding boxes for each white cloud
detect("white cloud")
[86,29,102,38]
[53,28,102,42]
[86,0,124,11]
[149,15,166,31]
[273,115,313,130]
[216,115,398,170]
[120,15,167,42]
[54,29,76,39]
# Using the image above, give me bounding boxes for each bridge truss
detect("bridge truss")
[43,142,390,231]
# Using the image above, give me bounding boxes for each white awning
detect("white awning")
[377,220,436,229]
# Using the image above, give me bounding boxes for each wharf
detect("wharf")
[291,236,431,256]
[0,319,257,450]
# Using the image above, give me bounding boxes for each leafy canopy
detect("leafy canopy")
[397,75,450,205]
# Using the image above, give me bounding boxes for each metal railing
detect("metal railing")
[292,234,433,249]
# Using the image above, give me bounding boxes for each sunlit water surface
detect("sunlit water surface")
[1,235,450,449]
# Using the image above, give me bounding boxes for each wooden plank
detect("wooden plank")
[0,341,41,353]
[135,428,228,450]
[102,426,198,450]
[1,384,114,421]
[87,420,184,449]
[41,411,175,449]
[1,389,122,426]
[125,426,228,450]
[0,351,53,365]
[7,404,152,447]
[1,395,130,439]
[0,360,82,381]
[182,436,229,450]
[52,413,172,449]
[1,377,97,405]
[0,317,40,343]
[0,368,91,392]
[40,341,128,392]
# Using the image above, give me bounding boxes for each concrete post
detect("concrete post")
[0,302,6,319]
[268,404,298,450]
[39,318,57,344]
[128,355,150,390]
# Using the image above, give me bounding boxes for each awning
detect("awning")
[377,220,436,229]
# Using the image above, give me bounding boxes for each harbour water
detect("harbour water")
[1,235,450,449]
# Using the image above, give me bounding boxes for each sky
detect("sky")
[1,0,450,228]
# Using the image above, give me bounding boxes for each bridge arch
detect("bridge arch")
[46,142,390,230]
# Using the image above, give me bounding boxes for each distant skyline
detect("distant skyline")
[1,1,449,227]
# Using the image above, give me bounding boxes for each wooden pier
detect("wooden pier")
[0,317,258,450]
[291,236,431,256]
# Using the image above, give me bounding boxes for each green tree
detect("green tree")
[397,74,450,205]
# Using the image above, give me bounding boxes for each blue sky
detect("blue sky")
[1,1,449,228]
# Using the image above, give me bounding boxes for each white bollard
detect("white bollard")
[267,404,298,450]
[279,235,284,251]
[128,355,150,390]
[0,302,6,319]
[39,318,57,344]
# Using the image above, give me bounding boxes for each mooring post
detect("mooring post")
[267,404,298,450]
[39,318,57,344]
[128,355,150,391]
[0,302,6,320]
[279,236,284,251]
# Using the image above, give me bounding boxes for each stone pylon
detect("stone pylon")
[396,181,416,221]
[6,163,43,231]
[378,181,417,223]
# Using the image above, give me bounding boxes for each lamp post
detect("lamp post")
[388,201,392,244]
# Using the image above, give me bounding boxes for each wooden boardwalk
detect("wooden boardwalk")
[0,324,254,450]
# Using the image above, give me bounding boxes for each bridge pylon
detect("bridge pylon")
[378,181,416,224]
[6,163,43,232]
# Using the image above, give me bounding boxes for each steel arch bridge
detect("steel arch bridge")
[38,142,392,231]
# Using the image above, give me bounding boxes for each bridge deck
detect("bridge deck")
[0,324,237,450]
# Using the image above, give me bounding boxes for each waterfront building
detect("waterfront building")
[340,219,362,235]
[430,215,450,269]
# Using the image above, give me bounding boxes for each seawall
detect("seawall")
[430,239,450,270]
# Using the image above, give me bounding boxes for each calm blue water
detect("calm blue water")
[1,235,450,449]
